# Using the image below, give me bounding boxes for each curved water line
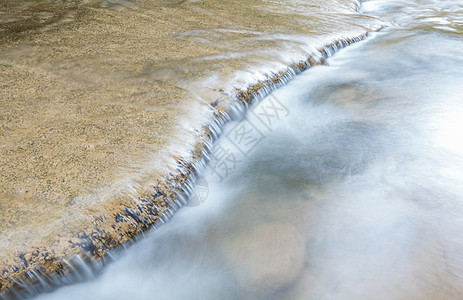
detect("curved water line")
[0,30,381,299]
[0,1,386,295]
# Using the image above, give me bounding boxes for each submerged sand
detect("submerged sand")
[0,0,380,294]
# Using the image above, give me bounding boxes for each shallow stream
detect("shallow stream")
[33,0,463,298]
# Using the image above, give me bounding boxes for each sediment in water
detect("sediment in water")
[0,0,382,297]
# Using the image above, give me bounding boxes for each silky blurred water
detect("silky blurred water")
[34,0,463,298]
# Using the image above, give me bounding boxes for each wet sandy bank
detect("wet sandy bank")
[0,0,381,295]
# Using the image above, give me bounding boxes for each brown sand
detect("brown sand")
[0,0,380,294]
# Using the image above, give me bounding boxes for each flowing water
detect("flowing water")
[31,0,463,298]
[0,0,377,273]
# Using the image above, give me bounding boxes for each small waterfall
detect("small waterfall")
[0,33,373,300]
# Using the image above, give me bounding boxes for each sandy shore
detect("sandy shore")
[0,0,380,295]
